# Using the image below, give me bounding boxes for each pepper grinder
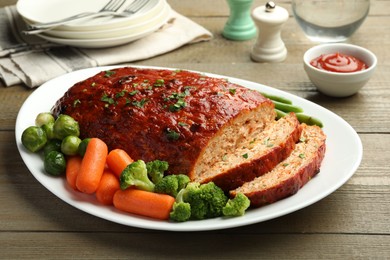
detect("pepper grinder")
[250,1,289,62]
[222,0,257,41]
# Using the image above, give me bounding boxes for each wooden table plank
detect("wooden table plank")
[1,232,389,259]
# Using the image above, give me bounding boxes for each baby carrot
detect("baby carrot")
[76,138,108,194]
[66,156,83,190]
[113,189,175,220]
[95,170,120,205]
[106,148,134,178]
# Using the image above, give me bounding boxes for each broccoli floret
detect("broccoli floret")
[222,193,251,217]
[177,182,228,220]
[146,160,169,184]
[120,160,155,192]
[154,174,190,197]
[169,183,191,222]
[176,174,191,191]
[170,202,191,222]
[154,175,178,197]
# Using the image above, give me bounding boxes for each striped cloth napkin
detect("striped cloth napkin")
[0,5,212,88]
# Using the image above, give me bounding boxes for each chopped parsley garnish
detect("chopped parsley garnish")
[131,99,148,108]
[165,128,180,141]
[229,88,236,95]
[101,93,116,106]
[115,90,127,98]
[169,99,186,112]
[299,153,305,159]
[222,154,228,161]
[263,137,273,147]
[104,70,116,77]
[178,122,188,127]
[129,90,139,96]
[154,79,165,87]
[164,90,190,112]
[242,153,249,159]
[73,99,81,107]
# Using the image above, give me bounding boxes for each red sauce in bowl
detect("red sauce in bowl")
[310,52,367,73]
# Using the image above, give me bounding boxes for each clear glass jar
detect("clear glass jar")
[292,0,370,42]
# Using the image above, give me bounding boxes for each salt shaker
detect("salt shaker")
[250,1,289,62]
[222,0,257,41]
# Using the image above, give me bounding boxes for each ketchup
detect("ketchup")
[310,52,367,73]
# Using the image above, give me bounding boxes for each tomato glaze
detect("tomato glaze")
[310,52,367,73]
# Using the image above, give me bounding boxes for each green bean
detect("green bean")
[275,109,287,119]
[273,100,304,113]
[260,92,293,104]
[295,113,324,128]
[275,109,324,128]
[263,91,324,128]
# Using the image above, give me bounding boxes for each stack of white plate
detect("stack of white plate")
[16,0,171,48]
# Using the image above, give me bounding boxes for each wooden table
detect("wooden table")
[1,0,389,258]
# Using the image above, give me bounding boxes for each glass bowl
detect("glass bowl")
[292,0,370,42]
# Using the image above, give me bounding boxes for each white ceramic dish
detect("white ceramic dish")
[44,2,170,39]
[17,0,165,31]
[15,65,363,232]
[36,6,171,48]
[303,43,377,97]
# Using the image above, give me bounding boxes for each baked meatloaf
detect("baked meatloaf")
[52,67,276,178]
[230,123,326,207]
[194,112,302,191]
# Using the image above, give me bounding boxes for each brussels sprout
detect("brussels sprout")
[35,112,55,127]
[78,138,91,157]
[21,126,47,152]
[41,122,55,140]
[53,114,80,140]
[61,135,82,156]
[43,139,62,157]
[44,151,66,176]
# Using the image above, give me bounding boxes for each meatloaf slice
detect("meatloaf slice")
[51,67,276,176]
[194,113,302,191]
[230,123,326,207]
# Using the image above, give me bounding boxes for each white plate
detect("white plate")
[43,2,170,39]
[36,5,171,48]
[17,0,165,31]
[15,66,363,232]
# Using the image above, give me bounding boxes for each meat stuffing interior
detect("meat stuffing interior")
[52,66,326,207]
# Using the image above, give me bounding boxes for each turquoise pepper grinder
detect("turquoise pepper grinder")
[222,0,257,41]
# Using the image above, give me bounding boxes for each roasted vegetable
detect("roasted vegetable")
[61,135,82,156]
[44,150,66,176]
[154,174,190,197]
[120,160,155,192]
[21,126,47,152]
[53,114,80,140]
[222,193,250,217]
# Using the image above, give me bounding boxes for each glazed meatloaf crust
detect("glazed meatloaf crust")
[230,123,326,207]
[52,67,276,178]
[195,112,302,191]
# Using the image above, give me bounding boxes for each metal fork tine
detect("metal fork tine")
[124,0,148,14]
[104,0,126,12]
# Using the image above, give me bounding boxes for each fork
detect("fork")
[23,0,127,35]
[121,0,149,15]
